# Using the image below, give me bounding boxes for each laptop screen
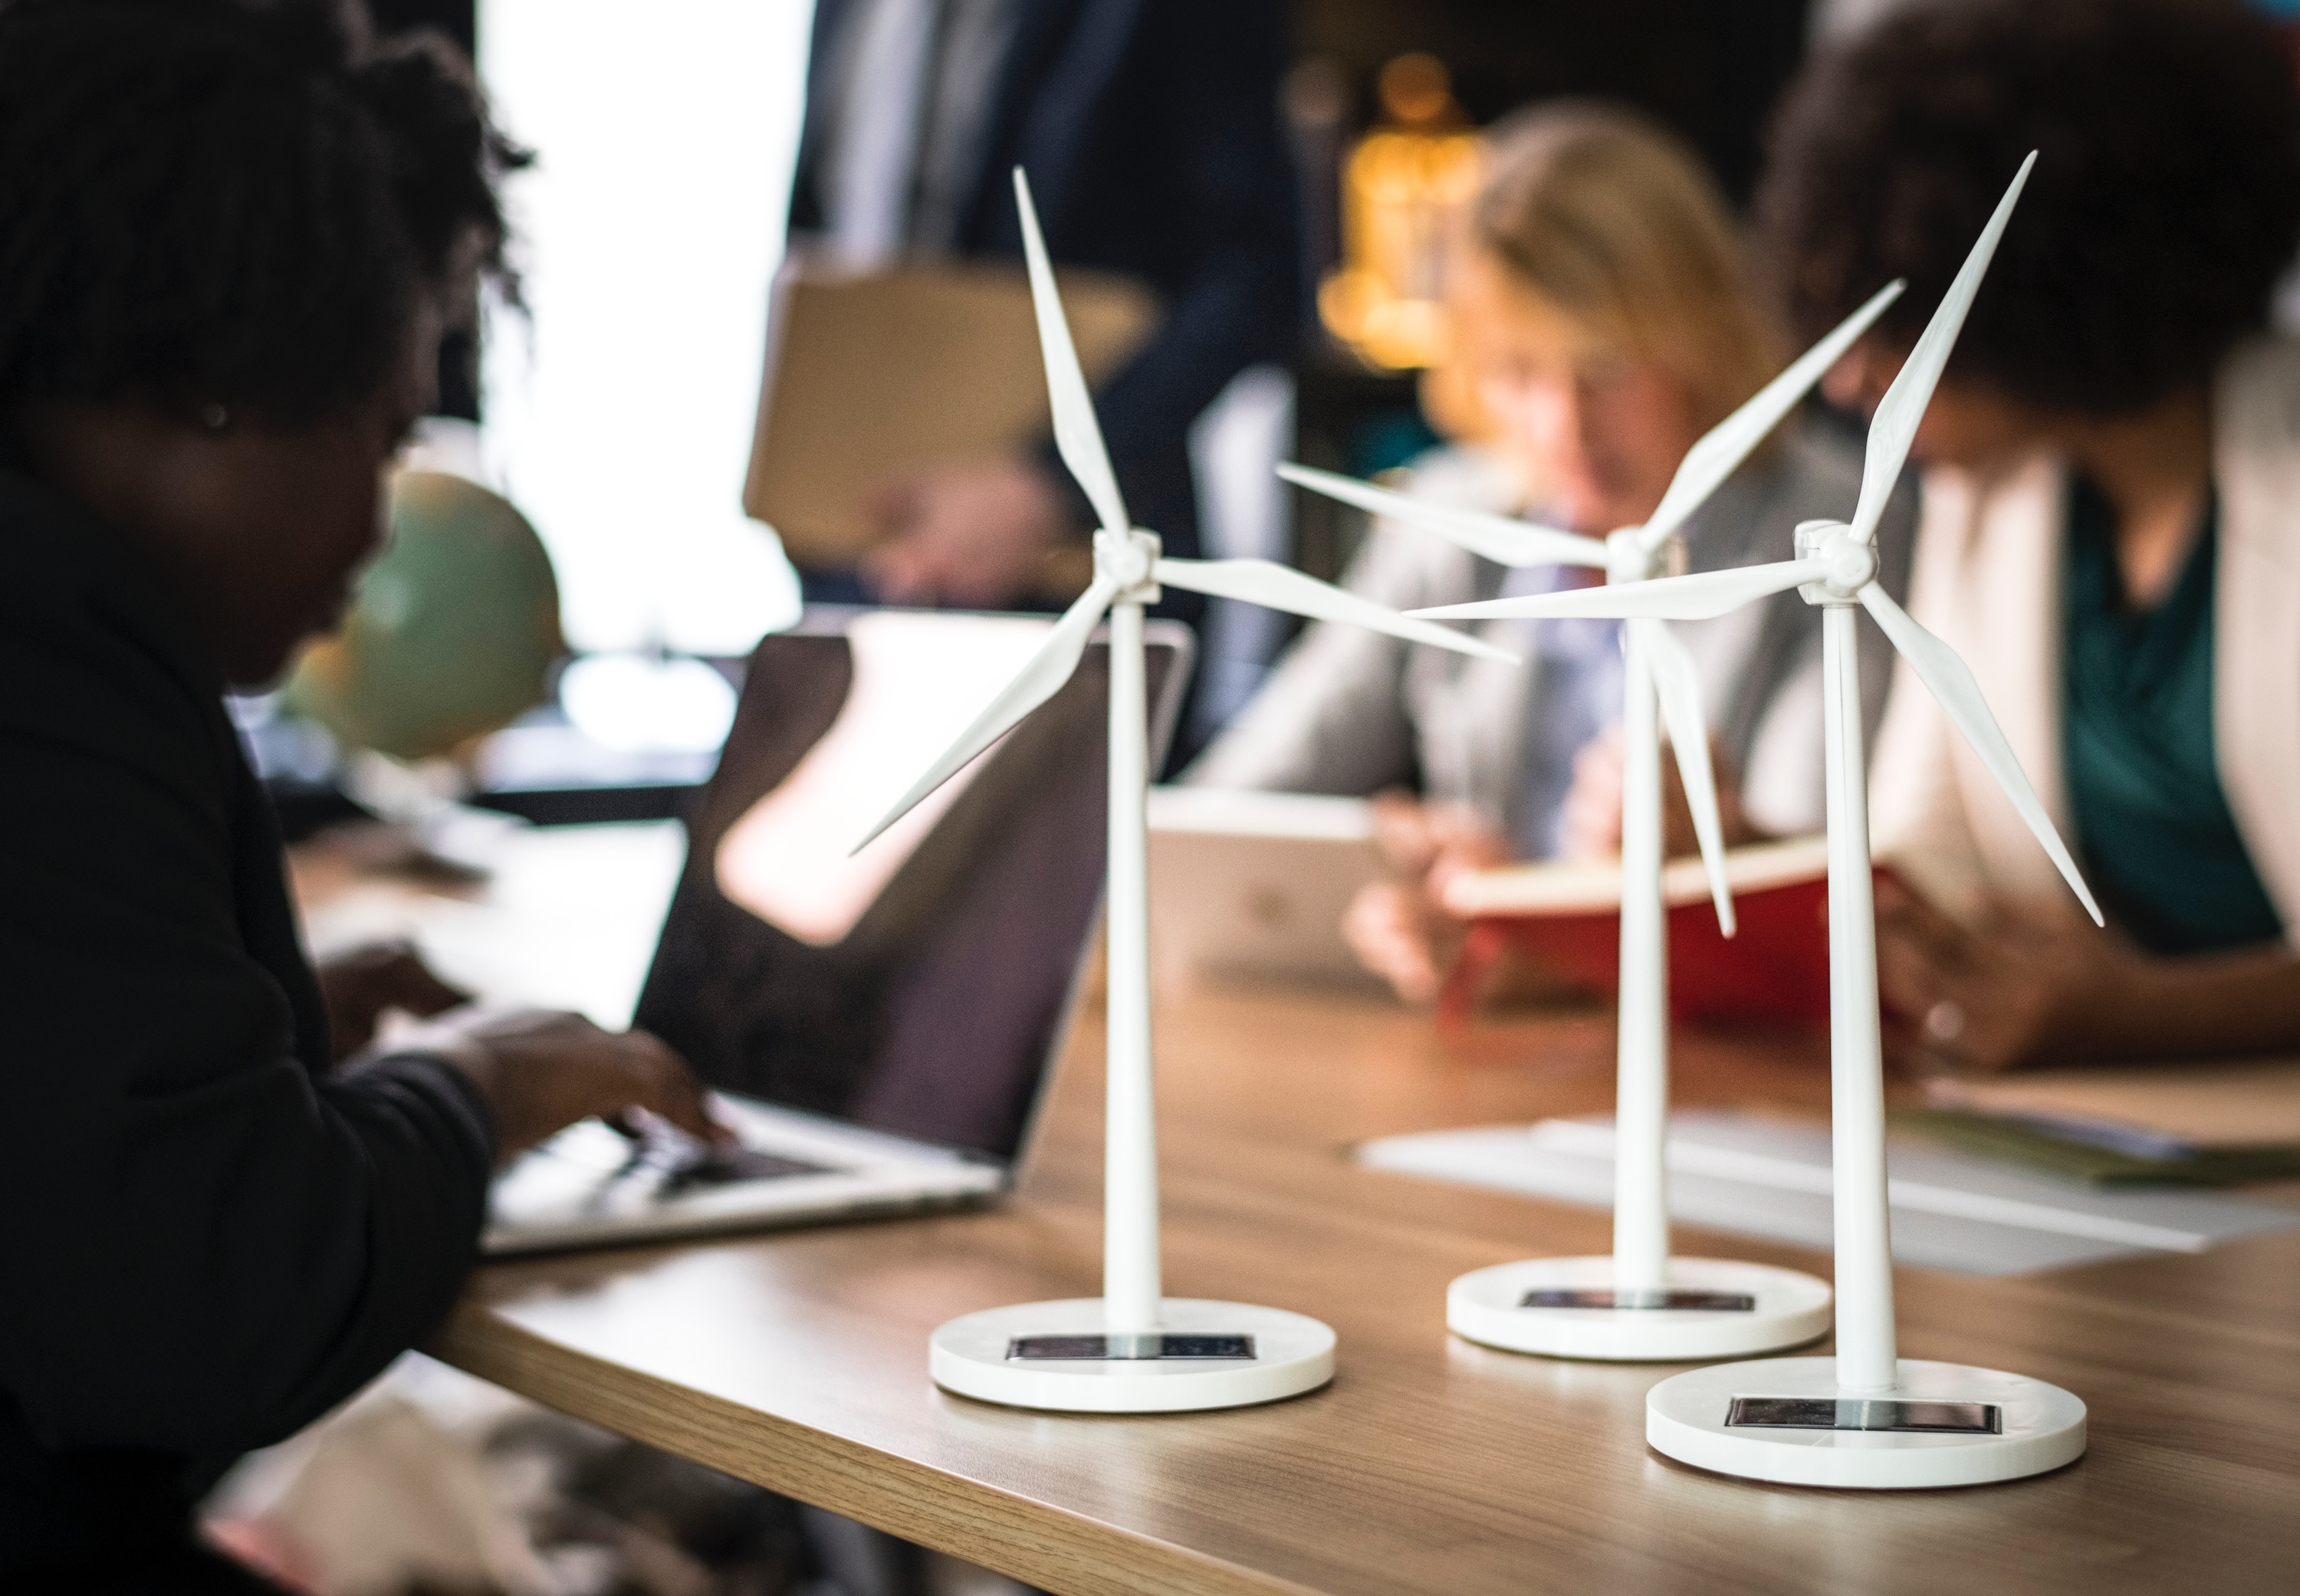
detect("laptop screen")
[634,608,1189,1164]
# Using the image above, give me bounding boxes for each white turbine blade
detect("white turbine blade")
[1857,580,2103,924]
[1153,557,1516,663]
[1849,152,2036,547]
[1638,279,1907,554]
[1014,167,1129,535]
[853,576,1119,853]
[1410,558,1825,624]
[1639,618,1736,937]
[1276,462,1608,569]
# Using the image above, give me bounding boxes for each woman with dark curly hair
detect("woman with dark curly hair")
[0,2,718,1588]
[1757,0,2300,1072]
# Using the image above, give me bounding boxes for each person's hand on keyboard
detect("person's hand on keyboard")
[361,1007,729,1165]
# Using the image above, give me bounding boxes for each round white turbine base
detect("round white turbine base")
[1648,1356,2086,1488]
[930,1298,1336,1414]
[1448,1256,1832,1361]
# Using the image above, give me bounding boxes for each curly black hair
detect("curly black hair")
[1755,0,2300,418]
[0,0,526,436]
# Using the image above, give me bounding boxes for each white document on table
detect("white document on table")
[1357,1111,2300,1276]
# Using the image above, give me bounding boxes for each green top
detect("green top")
[2062,475,2282,954]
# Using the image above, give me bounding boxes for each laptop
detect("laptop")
[484,606,1192,1255]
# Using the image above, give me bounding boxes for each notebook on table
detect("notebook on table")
[484,607,1192,1254]
[1915,1057,2300,1184]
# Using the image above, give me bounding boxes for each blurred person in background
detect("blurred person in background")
[1760,0,2300,1072]
[1188,103,1916,1003]
[0,3,720,1588]
[784,0,1298,611]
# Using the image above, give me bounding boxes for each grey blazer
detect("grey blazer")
[1187,421,1918,847]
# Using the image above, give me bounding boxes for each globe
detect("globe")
[281,471,562,762]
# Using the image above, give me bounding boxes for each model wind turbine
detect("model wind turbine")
[1411,153,2098,1486]
[865,169,1511,1414]
[1277,281,1903,1361]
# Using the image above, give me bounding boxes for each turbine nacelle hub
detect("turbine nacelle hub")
[1793,520,1877,606]
[1095,527,1162,602]
[1605,527,1681,586]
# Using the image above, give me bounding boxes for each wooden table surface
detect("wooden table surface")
[427,979,2300,1596]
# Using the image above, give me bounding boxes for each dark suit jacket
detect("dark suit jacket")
[788,0,1300,565]
[0,470,494,1578]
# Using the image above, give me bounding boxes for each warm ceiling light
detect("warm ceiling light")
[1317,54,1484,372]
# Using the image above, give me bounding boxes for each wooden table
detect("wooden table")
[427,980,2300,1596]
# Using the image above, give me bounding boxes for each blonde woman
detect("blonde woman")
[1188,102,1916,1001]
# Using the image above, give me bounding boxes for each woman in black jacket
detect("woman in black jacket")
[0,3,717,1588]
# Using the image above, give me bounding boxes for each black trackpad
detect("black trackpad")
[657,1145,831,1196]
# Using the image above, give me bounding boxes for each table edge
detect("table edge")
[426,1299,1329,1596]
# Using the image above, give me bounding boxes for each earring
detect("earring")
[200,402,229,433]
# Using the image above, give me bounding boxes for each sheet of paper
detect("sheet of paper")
[305,820,689,1030]
[1356,1111,2300,1276]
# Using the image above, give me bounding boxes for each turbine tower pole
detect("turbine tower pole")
[1821,601,1898,1393]
[1102,595,1162,1336]
[1613,622,1670,1296]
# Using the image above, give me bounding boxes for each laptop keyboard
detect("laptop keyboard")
[486,1115,856,1243]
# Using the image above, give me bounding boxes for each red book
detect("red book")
[1435,837,1882,1033]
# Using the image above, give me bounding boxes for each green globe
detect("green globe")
[282,471,562,762]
